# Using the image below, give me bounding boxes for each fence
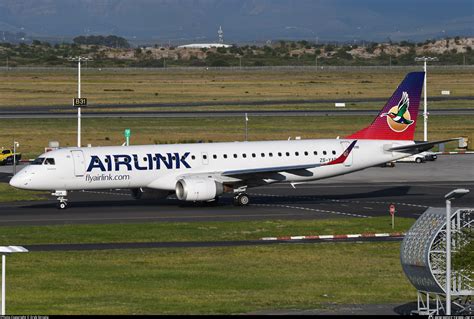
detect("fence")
[0,65,473,73]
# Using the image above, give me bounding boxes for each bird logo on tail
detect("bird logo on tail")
[381,92,414,132]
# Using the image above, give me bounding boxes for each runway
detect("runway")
[22,236,403,252]
[0,156,473,226]
[2,95,472,112]
[1,108,474,119]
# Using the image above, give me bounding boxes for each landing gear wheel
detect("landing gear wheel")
[234,193,250,206]
[57,201,67,209]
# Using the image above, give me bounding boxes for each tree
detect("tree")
[73,35,130,48]
[453,228,473,276]
[134,47,142,58]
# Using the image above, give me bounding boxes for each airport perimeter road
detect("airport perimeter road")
[0,155,473,226]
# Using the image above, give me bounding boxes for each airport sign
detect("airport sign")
[73,98,88,107]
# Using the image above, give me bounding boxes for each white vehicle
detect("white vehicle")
[10,72,455,209]
[395,153,426,163]
[395,151,438,163]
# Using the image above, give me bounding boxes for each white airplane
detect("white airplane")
[9,72,455,209]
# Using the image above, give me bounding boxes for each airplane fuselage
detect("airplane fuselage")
[11,138,412,192]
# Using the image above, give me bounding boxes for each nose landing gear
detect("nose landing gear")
[52,190,68,209]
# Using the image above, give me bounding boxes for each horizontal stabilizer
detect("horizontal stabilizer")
[388,138,460,153]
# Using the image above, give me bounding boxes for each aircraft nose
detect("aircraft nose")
[10,175,22,188]
[9,172,30,189]
[9,174,21,188]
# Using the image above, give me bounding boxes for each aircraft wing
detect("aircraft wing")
[388,138,460,153]
[177,141,357,184]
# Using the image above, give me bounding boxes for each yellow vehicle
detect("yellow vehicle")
[0,149,21,165]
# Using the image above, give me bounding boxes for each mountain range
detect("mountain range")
[0,0,472,44]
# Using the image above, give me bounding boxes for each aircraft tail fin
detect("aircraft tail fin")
[346,72,425,140]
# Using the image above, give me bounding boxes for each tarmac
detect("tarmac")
[0,155,472,226]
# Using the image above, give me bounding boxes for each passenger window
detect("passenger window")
[295,152,299,156]
[223,154,228,159]
[143,157,147,161]
[261,153,265,157]
[203,155,207,160]
[233,154,238,158]
[304,151,308,156]
[278,152,282,157]
[269,153,273,157]
[286,152,290,156]
[191,155,196,160]
[32,157,45,165]
[332,150,336,155]
[213,154,217,159]
[243,154,247,158]
[323,151,327,155]
[44,158,55,165]
[313,151,318,155]
[252,153,256,158]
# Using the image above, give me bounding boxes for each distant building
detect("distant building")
[178,26,231,49]
[178,43,231,49]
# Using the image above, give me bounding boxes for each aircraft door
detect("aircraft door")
[340,142,353,167]
[71,150,86,177]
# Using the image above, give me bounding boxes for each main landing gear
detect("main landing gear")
[52,190,68,209]
[234,188,250,206]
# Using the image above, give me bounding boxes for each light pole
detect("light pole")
[12,141,19,175]
[0,246,28,315]
[244,113,248,141]
[68,57,92,147]
[415,56,438,141]
[444,188,470,315]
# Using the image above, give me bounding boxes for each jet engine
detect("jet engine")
[175,177,223,201]
[130,188,170,200]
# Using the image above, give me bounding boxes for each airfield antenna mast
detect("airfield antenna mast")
[415,56,438,142]
[218,26,224,44]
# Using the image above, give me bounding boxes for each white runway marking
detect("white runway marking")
[250,192,429,209]
[253,203,370,218]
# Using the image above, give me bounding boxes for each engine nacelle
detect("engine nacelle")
[175,177,223,202]
[130,188,170,200]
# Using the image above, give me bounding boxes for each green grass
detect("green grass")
[0,213,417,314]
[8,243,415,314]
[0,217,414,246]
[0,183,47,202]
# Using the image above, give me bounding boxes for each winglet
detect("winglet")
[325,140,357,165]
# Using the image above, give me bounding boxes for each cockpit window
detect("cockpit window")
[32,157,45,165]
[44,158,55,165]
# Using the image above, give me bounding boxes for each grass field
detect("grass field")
[0,183,47,202]
[7,243,415,314]
[0,217,414,245]
[0,68,473,108]
[2,115,473,158]
[0,217,417,314]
